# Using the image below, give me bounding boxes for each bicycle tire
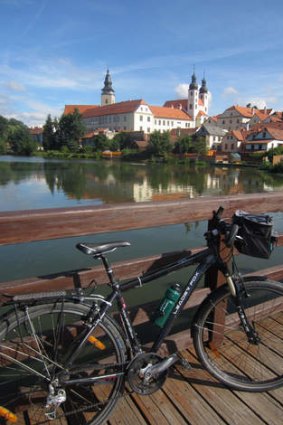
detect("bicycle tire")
[0,301,127,424]
[193,279,283,391]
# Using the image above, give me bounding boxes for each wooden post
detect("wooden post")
[205,215,231,347]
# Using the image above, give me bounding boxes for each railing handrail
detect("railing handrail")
[0,192,283,245]
[1,192,282,352]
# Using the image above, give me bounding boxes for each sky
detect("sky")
[1,0,283,127]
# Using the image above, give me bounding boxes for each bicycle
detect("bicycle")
[0,206,282,425]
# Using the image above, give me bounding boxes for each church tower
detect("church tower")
[101,69,115,106]
[187,72,199,121]
[199,77,209,114]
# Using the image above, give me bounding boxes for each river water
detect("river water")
[0,155,283,305]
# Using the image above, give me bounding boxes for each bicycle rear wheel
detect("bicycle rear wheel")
[0,302,126,424]
[193,279,283,391]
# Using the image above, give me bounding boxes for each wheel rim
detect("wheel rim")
[0,304,125,424]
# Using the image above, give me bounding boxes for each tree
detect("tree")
[175,134,207,156]
[92,134,110,152]
[57,109,86,152]
[7,124,36,155]
[148,131,171,156]
[113,132,133,150]
[43,115,58,150]
[175,135,194,154]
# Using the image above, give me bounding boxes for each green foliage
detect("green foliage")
[91,134,110,152]
[0,114,40,155]
[7,124,37,155]
[0,139,6,154]
[148,131,171,156]
[267,145,283,162]
[56,109,86,152]
[43,114,58,150]
[113,132,133,150]
[43,109,86,153]
[175,134,207,155]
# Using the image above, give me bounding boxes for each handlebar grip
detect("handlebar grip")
[214,206,224,221]
[225,224,240,248]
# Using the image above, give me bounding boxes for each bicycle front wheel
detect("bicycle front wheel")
[0,302,127,425]
[193,279,283,391]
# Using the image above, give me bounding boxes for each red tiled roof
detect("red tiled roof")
[227,105,254,118]
[64,105,99,115]
[253,110,270,121]
[266,126,283,140]
[163,99,187,110]
[83,100,148,118]
[29,127,43,135]
[149,105,192,120]
[230,130,246,141]
[196,110,207,117]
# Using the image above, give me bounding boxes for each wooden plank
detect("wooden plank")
[0,192,282,245]
[164,365,228,424]
[177,350,263,425]
[130,390,187,425]
[107,395,147,425]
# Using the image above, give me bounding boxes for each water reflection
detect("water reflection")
[1,157,283,210]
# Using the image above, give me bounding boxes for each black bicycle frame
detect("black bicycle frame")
[116,247,220,354]
[64,246,226,377]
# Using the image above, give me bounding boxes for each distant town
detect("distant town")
[1,70,283,168]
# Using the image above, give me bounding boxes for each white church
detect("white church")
[64,70,210,134]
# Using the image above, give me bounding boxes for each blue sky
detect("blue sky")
[1,0,283,126]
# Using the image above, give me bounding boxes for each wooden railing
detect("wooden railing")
[0,192,283,351]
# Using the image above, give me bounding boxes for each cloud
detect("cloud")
[222,86,238,97]
[5,81,26,92]
[175,84,189,98]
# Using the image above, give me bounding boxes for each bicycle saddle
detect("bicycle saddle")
[76,241,131,256]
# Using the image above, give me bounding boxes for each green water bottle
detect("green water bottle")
[154,284,182,328]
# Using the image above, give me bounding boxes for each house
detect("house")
[221,129,246,153]
[214,105,273,131]
[195,123,227,150]
[243,124,283,153]
[29,127,43,148]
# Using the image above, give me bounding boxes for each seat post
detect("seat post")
[100,255,117,286]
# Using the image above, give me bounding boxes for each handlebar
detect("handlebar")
[207,207,240,249]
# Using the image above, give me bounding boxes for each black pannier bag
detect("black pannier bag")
[233,210,277,259]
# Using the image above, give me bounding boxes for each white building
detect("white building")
[164,72,209,127]
[244,125,283,153]
[64,70,210,134]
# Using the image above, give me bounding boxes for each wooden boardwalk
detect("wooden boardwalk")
[106,322,283,425]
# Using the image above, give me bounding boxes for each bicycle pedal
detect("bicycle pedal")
[177,357,192,370]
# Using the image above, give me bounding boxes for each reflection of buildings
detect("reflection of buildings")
[133,178,194,202]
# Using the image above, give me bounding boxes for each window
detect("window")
[140,115,143,121]
[147,116,151,122]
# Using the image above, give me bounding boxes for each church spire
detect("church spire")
[189,72,198,90]
[101,69,115,106]
[199,77,208,94]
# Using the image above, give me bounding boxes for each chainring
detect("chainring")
[127,353,167,395]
